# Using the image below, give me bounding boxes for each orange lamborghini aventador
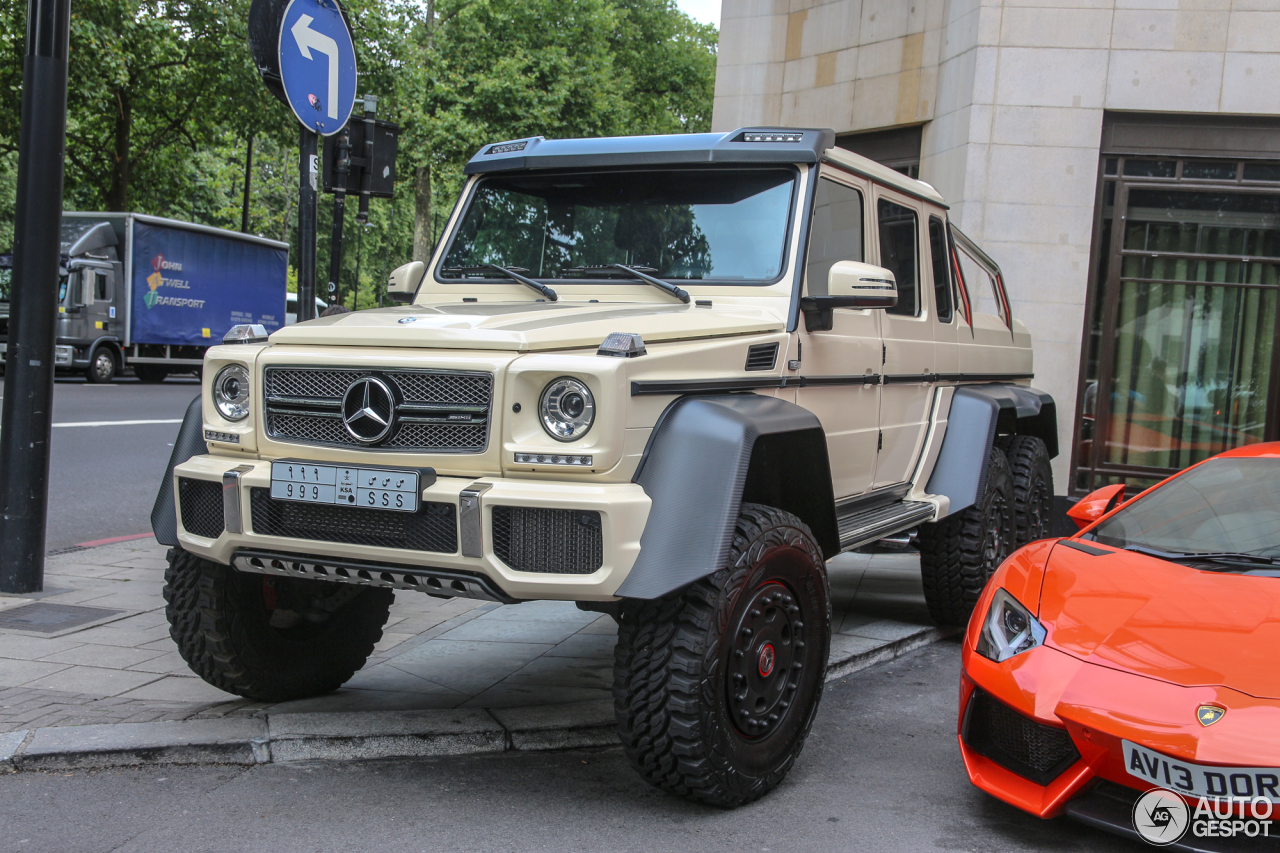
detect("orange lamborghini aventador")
[957,443,1280,848]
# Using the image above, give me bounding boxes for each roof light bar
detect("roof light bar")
[486,140,529,155]
[741,132,803,143]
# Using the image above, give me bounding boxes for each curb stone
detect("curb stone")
[4,623,949,771]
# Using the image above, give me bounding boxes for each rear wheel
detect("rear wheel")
[85,347,117,383]
[163,548,393,701]
[613,503,830,808]
[996,435,1054,546]
[917,448,1015,627]
[133,364,169,383]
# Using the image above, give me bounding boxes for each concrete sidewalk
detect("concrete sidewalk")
[0,539,948,769]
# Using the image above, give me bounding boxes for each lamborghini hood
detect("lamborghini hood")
[267,300,785,352]
[1040,543,1280,700]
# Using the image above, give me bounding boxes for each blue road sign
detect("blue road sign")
[277,0,357,136]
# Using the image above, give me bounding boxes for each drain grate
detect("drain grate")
[0,603,124,633]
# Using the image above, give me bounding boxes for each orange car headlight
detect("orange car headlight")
[976,589,1047,663]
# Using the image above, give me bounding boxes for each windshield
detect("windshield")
[1090,458,1280,558]
[439,169,797,284]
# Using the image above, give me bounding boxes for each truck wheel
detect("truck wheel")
[917,448,1015,627]
[134,364,169,383]
[995,435,1054,546]
[162,548,393,701]
[85,347,117,383]
[613,503,830,808]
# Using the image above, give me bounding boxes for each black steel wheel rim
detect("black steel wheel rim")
[726,577,806,739]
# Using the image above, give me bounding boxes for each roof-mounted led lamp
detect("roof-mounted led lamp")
[739,131,804,143]
[597,332,647,358]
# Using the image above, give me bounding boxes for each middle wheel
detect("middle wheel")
[613,502,831,808]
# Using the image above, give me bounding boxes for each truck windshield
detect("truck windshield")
[1090,458,1280,562]
[439,169,796,284]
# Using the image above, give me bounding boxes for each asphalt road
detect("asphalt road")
[0,373,201,552]
[0,643,1142,853]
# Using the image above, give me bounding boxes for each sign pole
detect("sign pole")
[0,0,71,593]
[326,125,350,308]
[297,128,319,322]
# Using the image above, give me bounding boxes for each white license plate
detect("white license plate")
[270,461,419,513]
[1124,740,1280,801]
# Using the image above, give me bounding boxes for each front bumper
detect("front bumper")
[172,454,651,601]
[959,641,1280,842]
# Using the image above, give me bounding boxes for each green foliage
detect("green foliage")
[0,0,716,309]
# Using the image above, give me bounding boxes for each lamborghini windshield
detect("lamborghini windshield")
[438,168,796,284]
[1090,458,1280,561]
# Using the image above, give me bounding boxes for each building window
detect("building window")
[836,126,921,179]
[1073,153,1280,495]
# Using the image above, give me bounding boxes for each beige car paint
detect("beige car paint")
[181,153,1033,601]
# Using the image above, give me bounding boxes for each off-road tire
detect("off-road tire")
[996,435,1054,546]
[134,364,169,383]
[917,448,1015,627]
[613,503,830,808]
[163,548,393,701]
[85,347,117,384]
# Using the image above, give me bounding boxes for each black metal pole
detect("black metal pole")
[356,95,375,225]
[297,128,318,322]
[240,134,253,234]
[326,127,350,308]
[0,0,71,594]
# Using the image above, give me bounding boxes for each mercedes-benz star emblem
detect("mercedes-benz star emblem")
[342,376,396,444]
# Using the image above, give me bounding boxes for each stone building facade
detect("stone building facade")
[714,0,1280,495]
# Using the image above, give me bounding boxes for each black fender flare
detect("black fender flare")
[615,394,838,600]
[925,384,1057,518]
[151,395,206,546]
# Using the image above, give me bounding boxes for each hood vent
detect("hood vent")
[745,342,778,371]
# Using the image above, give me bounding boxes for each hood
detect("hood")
[1040,543,1280,699]
[267,300,785,351]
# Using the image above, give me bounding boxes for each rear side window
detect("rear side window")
[877,198,919,317]
[805,178,864,297]
[928,217,953,323]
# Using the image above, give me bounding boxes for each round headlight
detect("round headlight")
[212,364,251,422]
[539,377,595,441]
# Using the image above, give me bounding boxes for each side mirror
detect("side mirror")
[386,261,424,305]
[827,261,898,309]
[1067,484,1126,530]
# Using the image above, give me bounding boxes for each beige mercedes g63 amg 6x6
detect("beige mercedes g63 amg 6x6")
[154,127,1056,807]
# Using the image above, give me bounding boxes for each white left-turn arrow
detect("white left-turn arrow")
[291,14,339,119]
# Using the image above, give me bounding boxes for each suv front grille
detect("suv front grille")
[491,506,603,574]
[962,688,1080,785]
[263,366,493,453]
[178,477,224,539]
[250,488,458,553]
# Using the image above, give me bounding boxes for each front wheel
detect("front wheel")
[85,347,117,383]
[163,548,393,701]
[613,503,831,808]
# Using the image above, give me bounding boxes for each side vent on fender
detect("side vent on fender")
[745,342,779,371]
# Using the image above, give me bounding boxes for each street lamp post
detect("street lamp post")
[0,0,71,593]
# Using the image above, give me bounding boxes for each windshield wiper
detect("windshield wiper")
[441,264,557,302]
[566,264,690,304]
[1124,545,1280,567]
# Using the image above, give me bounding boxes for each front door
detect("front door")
[796,170,882,499]
[874,190,934,488]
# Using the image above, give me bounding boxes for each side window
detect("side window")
[93,271,109,302]
[928,217,953,323]
[877,198,919,317]
[805,177,864,298]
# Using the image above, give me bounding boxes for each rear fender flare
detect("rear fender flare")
[926,384,1057,518]
[616,394,838,600]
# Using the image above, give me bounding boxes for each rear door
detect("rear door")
[873,189,934,488]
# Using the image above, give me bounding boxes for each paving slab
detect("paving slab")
[19,717,269,769]
[491,698,617,751]
[268,708,505,762]
[0,729,27,768]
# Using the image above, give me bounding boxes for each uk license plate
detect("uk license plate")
[1124,740,1280,801]
[270,461,420,513]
